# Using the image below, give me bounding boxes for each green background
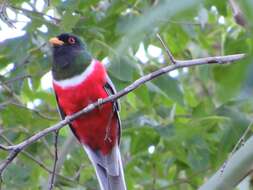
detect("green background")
[0,0,253,189]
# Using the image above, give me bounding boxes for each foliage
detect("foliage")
[0,0,252,189]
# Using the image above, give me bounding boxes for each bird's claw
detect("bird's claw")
[97,98,103,110]
[104,134,112,143]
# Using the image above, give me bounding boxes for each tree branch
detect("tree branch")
[54,133,77,178]
[47,0,50,7]
[0,148,20,178]
[10,5,60,24]
[198,134,253,190]
[14,43,47,71]
[158,167,210,190]
[228,0,247,27]
[0,134,73,182]
[0,34,246,181]
[0,52,245,178]
[0,74,31,85]
[156,33,176,64]
[0,1,16,28]
[0,88,57,121]
[9,102,58,121]
[48,130,59,190]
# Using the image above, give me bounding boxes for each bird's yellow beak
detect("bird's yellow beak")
[49,37,64,46]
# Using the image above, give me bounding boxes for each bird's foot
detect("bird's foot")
[104,133,112,143]
[97,98,103,110]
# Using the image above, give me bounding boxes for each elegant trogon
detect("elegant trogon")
[49,33,126,190]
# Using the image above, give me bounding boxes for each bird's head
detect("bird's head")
[49,33,84,52]
[49,33,92,80]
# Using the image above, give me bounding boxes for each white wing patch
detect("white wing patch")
[53,59,96,88]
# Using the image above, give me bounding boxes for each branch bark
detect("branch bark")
[0,52,245,180]
[228,0,247,27]
[0,134,73,182]
[156,33,176,64]
[0,74,31,85]
[199,135,253,190]
[48,130,59,190]
[10,5,60,24]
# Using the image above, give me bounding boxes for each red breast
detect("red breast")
[53,60,118,154]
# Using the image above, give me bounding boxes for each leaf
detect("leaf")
[108,56,138,82]
[3,163,32,187]
[134,84,151,106]
[61,11,81,32]
[152,74,184,106]
[155,124,175,139]
[213,60,249,101]
[125,126,160,155]
[204,0,227,15]
[187,137,210,171]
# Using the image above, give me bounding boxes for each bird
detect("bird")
[49,33,127,190]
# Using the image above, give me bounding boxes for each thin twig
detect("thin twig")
[0,134,51,172]
[10,5,60,24]
[0,134,73,182]
[231,121,253,154]
[158,167,211,190]
[73,163,85,180]
[14,43,47,70]
[228,0,247,27]
[0,148,20,180]
[42,138,55,158]
[156,33,176,64]
[9,102,58,121]
[0,144,9,151]
[2,43,46,77]
[48,130,59,190]
[0,1,16,28]
[167,19,203,26]
[0,76,57,122]
[0,100,12,109]
[1,84,22,103]
[0,75,31,85]
[54,133,77,178]
[0,98,57,123]
[220,120,253,174]
[199,135,253,189]
[152,163,157,190]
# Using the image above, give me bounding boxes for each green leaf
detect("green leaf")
[3,163,32,187]
[187,137,210,171]
[152,74,184,106]
[61,11,81,32]
[109,56,138,82]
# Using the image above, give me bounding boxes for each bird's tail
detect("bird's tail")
[83,144,127,190]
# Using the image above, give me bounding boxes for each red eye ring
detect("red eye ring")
[68,37,75,44]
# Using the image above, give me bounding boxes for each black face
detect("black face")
[56,33,83,48]
[52,33,84,52]
[51,33,85,68]
[50,33,92,80]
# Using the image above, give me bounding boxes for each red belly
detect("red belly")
[71,100,118,155]
[53,62,118,155]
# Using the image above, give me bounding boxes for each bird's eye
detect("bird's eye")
[68,37,75,44]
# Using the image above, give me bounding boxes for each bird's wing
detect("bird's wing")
[54,92,80,141]
[104,75,120,111]
[104,75,121,144]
